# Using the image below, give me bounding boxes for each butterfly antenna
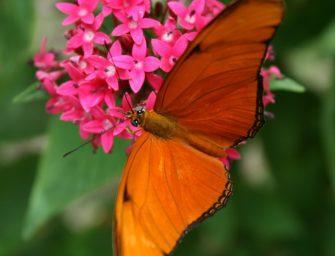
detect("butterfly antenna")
[62,139,94,158]
[124,93,134,113]
[62,128,111,158]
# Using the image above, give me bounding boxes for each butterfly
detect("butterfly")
[114,0,284,255]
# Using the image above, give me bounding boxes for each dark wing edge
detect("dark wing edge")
[168,175,233,256]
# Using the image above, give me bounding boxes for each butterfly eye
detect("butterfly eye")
[131,119,139,127]
[136,109,144,116]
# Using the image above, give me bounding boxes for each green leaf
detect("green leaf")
[0,156,37,255]
[270,77,306,93]
[318,21,335,56]
[24,118,129,239]
[0,0,48,143]
[13,82,47,104]
[322,65,335,193]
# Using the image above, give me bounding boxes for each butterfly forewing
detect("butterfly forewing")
[155,0,284,146]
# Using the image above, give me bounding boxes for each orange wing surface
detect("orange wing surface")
[115,0,284,255]
[155,0,284,146]
[114,132,231,256]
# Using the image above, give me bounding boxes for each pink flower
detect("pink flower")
[56,0,100,26]
[34,37,57,70]
[78,79,110,112]
[102,0,143,15]
[42,80,75,115]
[69,55,95,74]
[82,106,127,153]
[146,73,163,91]
[168,0,207,31]
[145,91,156,110]
[86,40,133,90]
[57,62,85,97]
[112,9,160,44]
[152,36,188,72]
[265,45,276,61]
[128,40,160,93]
[154,17,181,44]
[221,148,241,170]
[60,97,85,123]
[36,70,64,84]
[67,14,111,56]
[204,0,225,17]
[262,66,282,91]
[262,66,282,107]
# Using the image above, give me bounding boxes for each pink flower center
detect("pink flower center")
[134,60,143,69]
[103,119,113,130]
[168,56,177,65]
[104,65,116,77]
[78,8,88,17]
[185,10,196,24]
[84,30,95,42]
[128,20,138,30]
[79,60,88,70]
[162,32,173,42]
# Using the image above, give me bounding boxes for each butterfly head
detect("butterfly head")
[126,106,145,127]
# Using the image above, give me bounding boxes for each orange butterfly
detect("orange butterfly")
[114,0,284,255]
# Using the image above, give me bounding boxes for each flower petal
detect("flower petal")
[145,91,156,110]
[147,73,163,91]
[82,120,104,133]
[143,56,160,72]
[106,76,119,91]
[168,2,187,17]
[173,36,188,57]
[80,0,99,11]
[57,81,77,96]
[55,3,78,15]
[132,40,147,60]
[62,15,79,26]
[151,39,171,57]
[110,40,122,56]
[81,13,95,24]
[129,69,145,93]
[130,28,144,45]
[101,131,114,153]
[140,18,160,29]
[113,55,134,69]
[112,24,129,36]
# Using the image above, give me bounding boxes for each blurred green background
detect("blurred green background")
[0,0,334,255]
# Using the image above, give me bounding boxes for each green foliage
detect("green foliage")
[0,0,48,143]
[24,118,129,239]
[0,156,37,255]
[13,82,47,104]
[270,77,306,93]
[322,68,335,193]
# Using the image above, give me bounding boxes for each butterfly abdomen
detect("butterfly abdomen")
[143,110,226,158]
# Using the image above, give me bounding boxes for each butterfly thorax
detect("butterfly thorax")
[141,110,177,138]
[141,110,227,158]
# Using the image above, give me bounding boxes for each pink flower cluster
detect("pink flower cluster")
[33,0,281,168]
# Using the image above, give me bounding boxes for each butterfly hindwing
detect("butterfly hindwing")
[114,132,231,255]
